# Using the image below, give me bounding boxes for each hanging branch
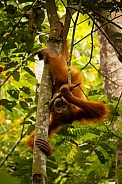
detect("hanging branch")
[89,15,121,61]
[68,5,80,85]
[88,11,122,62]
[69,5,122,63]
[74,14,122,46]
[81,17,94,70]
[93,11,122,30]
[66,4,122,64]
[61,0,79,42]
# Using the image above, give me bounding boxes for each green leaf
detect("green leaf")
[39,35,47,45]
[99,142,115,154]
[1,57,11,63]
[3,43,17,50]
[113,32,122,37]
[87,171,95,184]
[36,10,45,26]
[25,98,33,102]
[19,101,29,110]
[0,2,4,7]
[23,120,32,124]
[0,170,19,184]
[27,124,35,134]
[47,160,58,169]
[5,4,17,14]
[12,71,20,81]
[19,86,30,94]
[24,74,38,84]
[88,89,104,96]
[23,67,35,77]
[79,143,93,151]
[55,138,65,147]
[7,89,19,99]
[4,61,18,70]
[25,107,37,119]
[18,0,33,3]
[47,168,58,179]
[95,150,106,164]
[0,99,16,111]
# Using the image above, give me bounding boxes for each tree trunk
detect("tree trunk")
[98,13,122,183]
[98,31,122,100]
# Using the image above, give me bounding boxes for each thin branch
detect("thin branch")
[71,20,94,100]
[80,18,94,70]
[61,0,74,42]
[68,6,122,33]
[93,10,122,30]
[61,0,75,23]
[70,17,90,29]
[60,0,81,43]
[90,63,120,88]
[105,92,122,133]
[0,126,28,167]
[73,173,86,184]
[111,92,122,124]
[74,14,122,46]
[88,13,122,62]
[68,5,80,85]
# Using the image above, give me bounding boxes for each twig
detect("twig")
[68,6,122,35]
[88,13,122,62]
[72,173,86,184]
[89,63,120,91]
[61,0,75,42]
[74,14,122,46]
[81,17,94,70]
[93,10,122,30]
[0,125,28,167]
[68,4,81,86]
[111,92,122,125]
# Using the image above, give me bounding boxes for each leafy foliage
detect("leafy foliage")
[0,1,122,184]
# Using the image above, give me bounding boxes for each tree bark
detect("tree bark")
[98,32,122,100]
[98,13,122,184]
[32,63,52,184]
[96,10,122,63]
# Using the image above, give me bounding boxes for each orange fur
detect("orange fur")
[26,131,35,149]
[27,43,109,151]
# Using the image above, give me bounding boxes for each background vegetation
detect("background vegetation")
[0,0,122,183]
